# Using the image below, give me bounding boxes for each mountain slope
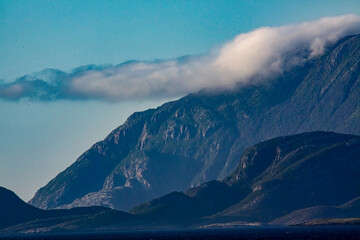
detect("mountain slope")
[214,131,360,222]
[2,131,360,233]
[0,187,112,230]
[270,195,360,225]
[0,187,45,229]
[30,34,360,211]
[130,180,249,225]
[130,131,360,225]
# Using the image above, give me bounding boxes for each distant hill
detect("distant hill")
[0,186,118,231]
[30,34,360,211]
[131,132,360,225]
[2,131,360,234]
[270,196,360,225]
[0,187,45,229]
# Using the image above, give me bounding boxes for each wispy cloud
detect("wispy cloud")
[1,15,360,101]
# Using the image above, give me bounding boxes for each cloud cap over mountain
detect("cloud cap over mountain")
[1,14,360,101]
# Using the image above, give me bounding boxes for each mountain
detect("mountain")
[30,34,360,211]
[270,196,360,225]
[130,131,360,225]
[0,186,134,233]
[2,132,360,233]
[0,187,45,229]
[129,180,249,226]
[0,187,111,229]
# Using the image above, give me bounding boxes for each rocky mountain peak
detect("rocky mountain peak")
[30,34,360,211]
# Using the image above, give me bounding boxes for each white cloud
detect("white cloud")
[1,15,360,101]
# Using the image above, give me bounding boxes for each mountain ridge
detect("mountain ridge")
[0,186,113,230]
[30,34,360,211]
[130,131,360,225]
[3,131,360,234]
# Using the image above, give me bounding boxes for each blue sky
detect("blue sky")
[1,0,360,201]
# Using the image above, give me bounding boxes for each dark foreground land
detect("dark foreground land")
[1,226,360,240]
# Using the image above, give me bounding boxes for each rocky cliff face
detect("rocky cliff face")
[216,131,360,222]
[131,131,360,224]
[30,35,360,211]
[2,132,360,233]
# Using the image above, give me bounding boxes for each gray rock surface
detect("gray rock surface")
[132,131,360,225]
[30,35,360,211]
